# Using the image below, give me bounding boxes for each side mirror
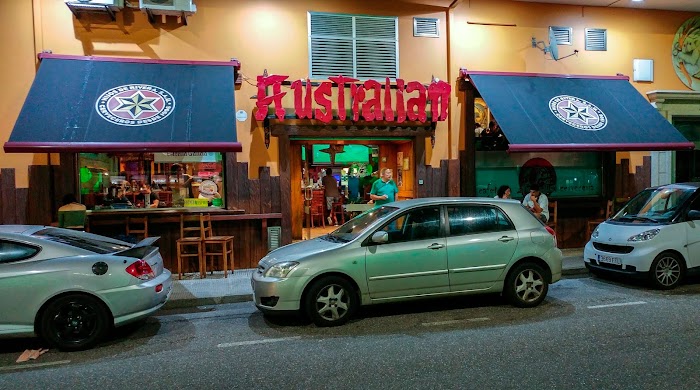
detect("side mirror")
[370,231,389,244]
[688,210,700,221]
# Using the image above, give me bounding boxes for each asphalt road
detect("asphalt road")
[1,274,699,390]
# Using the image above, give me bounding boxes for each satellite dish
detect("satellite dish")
[531,29,577,61]
[547,28,560,61]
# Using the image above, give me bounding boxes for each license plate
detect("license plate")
[597,254,622,265]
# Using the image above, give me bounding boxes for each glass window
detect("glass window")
[476,152,602,199]
[447,205,513,236]
[77,152,225,210]
[376,206,441,243]
[612,187,695,223]
[32,228,131,254]
[0,240,40,263]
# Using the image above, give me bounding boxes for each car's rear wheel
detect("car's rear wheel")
[305,276,357,327]
[39,294,110,351]
[504,262,549,308]
[649,252,684,290]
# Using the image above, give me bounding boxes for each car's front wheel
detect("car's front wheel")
[305,276,358,327]
[504,262,549,308]
[649,252,685,290]
[39,294,111,351]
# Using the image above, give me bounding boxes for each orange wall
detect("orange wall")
[450,0,697,154]
[0,0,696,187]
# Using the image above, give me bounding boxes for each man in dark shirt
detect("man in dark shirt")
[322,168,341,225]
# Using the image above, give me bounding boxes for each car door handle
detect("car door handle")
[427,243,445,250]
[498,236,514,242]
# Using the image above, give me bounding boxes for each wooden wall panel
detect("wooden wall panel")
[439,160,448,197]
[448,159,460,197]
[271,176,281,213]
[250,178,261,214]
[1,169,17,224]
[259,167,272,213]
[15,188,28,225]
[237,162,250,213]
[28,165,52,225]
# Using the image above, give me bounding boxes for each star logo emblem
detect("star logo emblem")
[561,102,595,123]
[113,91,161,119]
[548,95,607,131]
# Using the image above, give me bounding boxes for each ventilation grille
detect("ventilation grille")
[268,226,282,251]
[585,28,607,51]
[309,12,398,80]
[549,26,572,45]
[414,17,439,38]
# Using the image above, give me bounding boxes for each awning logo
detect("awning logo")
[549,95,607,131]
[95,84,175,126]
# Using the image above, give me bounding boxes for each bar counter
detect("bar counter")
[86,208,282,272]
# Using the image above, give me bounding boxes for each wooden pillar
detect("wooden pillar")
[279,134,293,246]
[225,152,239,210]
[415,137,427,198]
[462,84,476,197]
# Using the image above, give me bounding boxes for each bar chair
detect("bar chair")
[201,214,235,278]
[125,215,148,241]
[586,200,614,240]
[547,200,558,246]
[176,214,205,279]
[310,189,326,228]
[330,195,346,225]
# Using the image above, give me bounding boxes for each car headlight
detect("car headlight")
[591,227,600,239]
[263,261,299,278]
[627,229,660,242]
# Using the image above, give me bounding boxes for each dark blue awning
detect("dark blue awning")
[461,70,694,152]
[4,54,242,153]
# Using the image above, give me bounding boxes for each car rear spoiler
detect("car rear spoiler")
[115,236,161,259]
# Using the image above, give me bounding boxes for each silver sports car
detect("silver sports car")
[0,225,172,351]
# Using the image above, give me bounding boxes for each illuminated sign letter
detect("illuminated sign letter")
[255,74,288,121]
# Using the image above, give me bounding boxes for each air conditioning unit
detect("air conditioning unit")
[140,0,197,17]
[65,0,125,21]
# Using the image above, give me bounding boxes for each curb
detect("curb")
[162,294,253,310]
[162,268,591,310]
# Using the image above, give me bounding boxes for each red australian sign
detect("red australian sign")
[255,75,450,124]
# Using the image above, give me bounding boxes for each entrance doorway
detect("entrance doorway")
[290,139,415,240]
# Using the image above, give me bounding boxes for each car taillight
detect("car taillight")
[545,226,557,246]
[125,260,155,280]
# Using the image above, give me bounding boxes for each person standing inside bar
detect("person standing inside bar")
[370,168,399,206]
[322,168,340,225]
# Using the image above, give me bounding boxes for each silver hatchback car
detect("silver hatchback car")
[252,198,562,326]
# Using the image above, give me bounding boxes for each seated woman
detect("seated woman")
[149,195,160,208]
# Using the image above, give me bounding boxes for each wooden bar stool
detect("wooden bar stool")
[125,215,148,241]
[176,214,205,279]
[201,214,235,278]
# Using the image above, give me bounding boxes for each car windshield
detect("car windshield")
[32,228,132,254]
[612,187,695,224]
[325,205,398,242]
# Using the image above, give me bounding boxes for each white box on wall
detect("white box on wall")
[633,59,654,82]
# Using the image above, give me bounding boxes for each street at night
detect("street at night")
[1,275,699,389]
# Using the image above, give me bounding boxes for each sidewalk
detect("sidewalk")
[164,248,587,310]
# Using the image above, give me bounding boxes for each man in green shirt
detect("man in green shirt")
[369,168,399,206]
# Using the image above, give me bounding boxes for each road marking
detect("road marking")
[421,317,490,326]
[587,301,647,309]
[0,360,71,371]
[217,336,301,348]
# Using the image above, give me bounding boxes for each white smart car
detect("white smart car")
[584,183,700,289]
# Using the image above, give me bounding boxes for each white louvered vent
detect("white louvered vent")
[414,17,439,38]
[309,12,399,80]
[549,26,573,45]
[585,28,607,51]
[268,226,281,251]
